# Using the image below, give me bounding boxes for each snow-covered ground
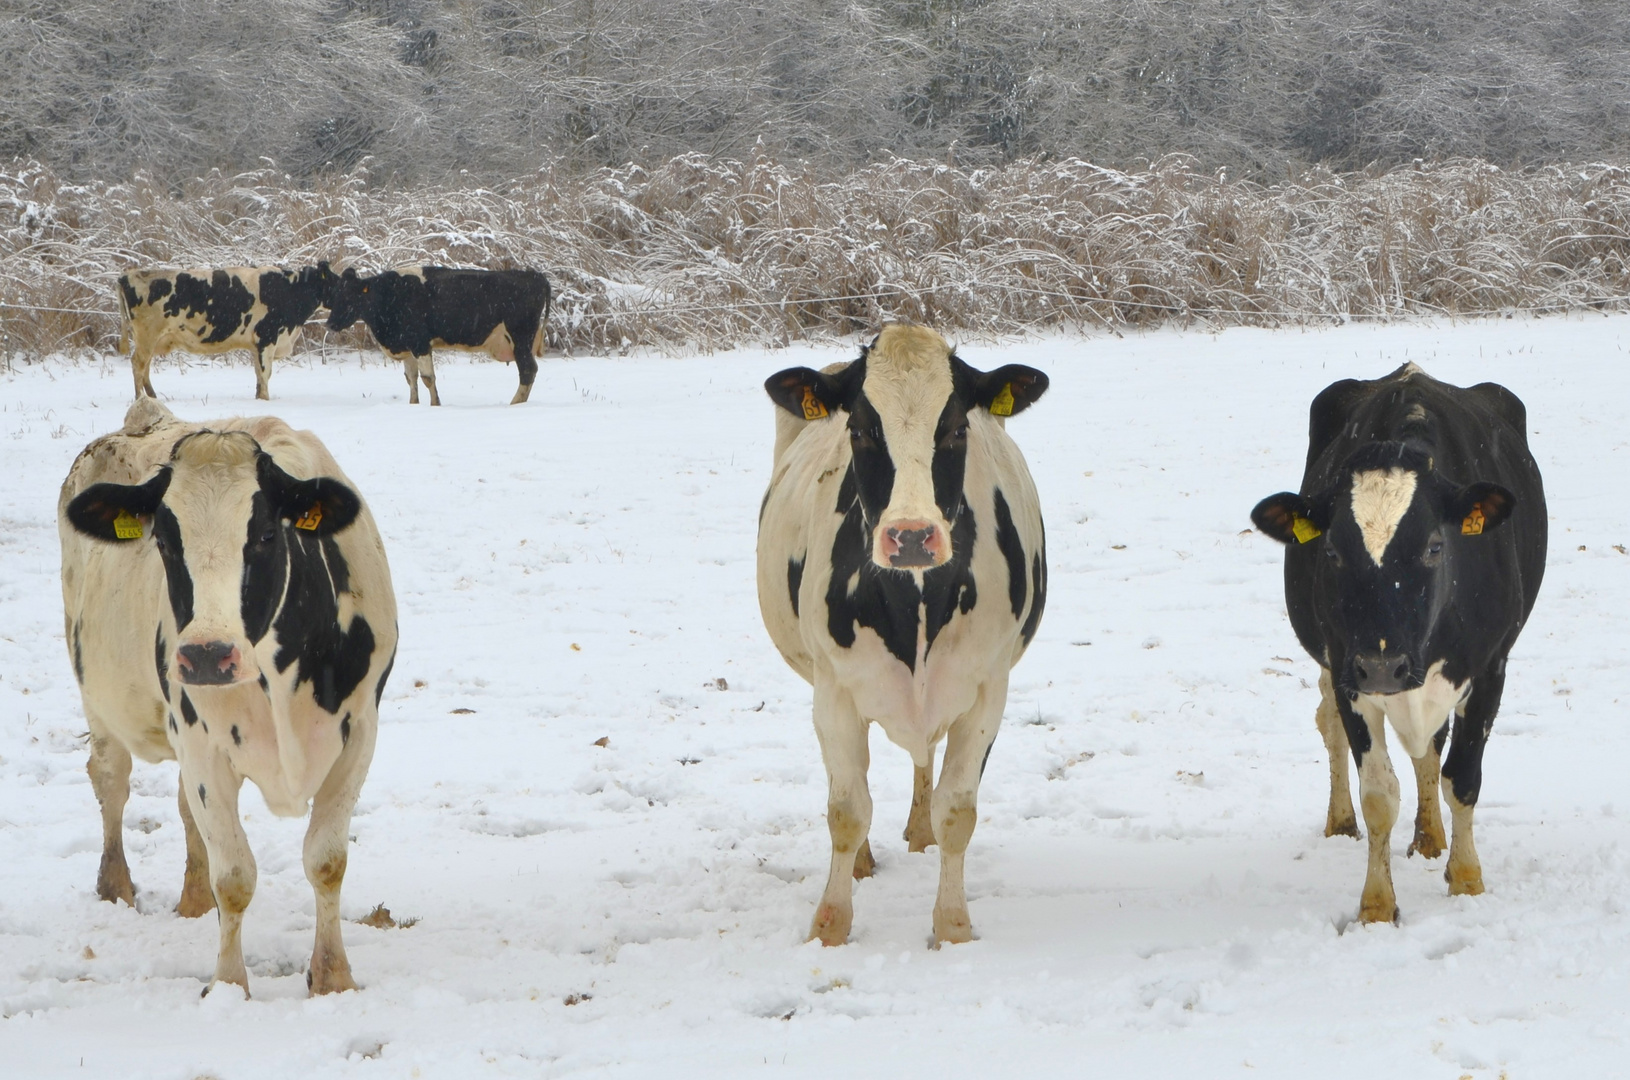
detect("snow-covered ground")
[1,317,1628,1078]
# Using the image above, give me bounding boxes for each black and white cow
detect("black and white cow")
[118,264,334,401]
[59,397,397,995]
[325,266,552,405]
[757,324,1048,946]
[1252,363,1546,923]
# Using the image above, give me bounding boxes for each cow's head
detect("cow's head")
[766,324,1047,570]
[301,260,335,299]
[324,268,376,332]
[1252,442,1516,695]
[66,431,362,688]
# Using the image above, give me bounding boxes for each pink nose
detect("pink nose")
[881,521,944,567]
[176,642,242,686]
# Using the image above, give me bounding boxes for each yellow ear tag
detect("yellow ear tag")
[1291,515,1322,544]
[294,504,323,531]
[113,510,143,540]
[1461,504,1485,536]
[800,386,828,421]
[989,383,1016,417]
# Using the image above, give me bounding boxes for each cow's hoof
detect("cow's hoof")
[176,883,216,919]
[96,858,135,907]
[1325,817,1361,840]
[307,965,358,996]
[931,909,974,946]
[852,840,876,880]
[1407,827,1446,860]
[1358,896,1399,925]
[1445,866,1484,896]
[809,903,852,947]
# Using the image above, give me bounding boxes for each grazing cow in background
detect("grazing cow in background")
[60,397,397,995]
[119,264,334,401]
[757,324,1048,946]
[325,266,551,405]
[1252,363,1545,923]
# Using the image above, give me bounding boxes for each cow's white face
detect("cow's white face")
[766,323,1049,572]
[66,431,362,690]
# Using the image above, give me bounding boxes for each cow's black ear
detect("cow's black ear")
[256,454,361,536]
[1450,482,1516,536]
[1252,491,1327,546]
[66,470,172,542]
[969,363,1048,417]
[765,366,842,421]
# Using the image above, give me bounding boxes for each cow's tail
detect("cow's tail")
[534,273,552,357]
[116,274,133,356]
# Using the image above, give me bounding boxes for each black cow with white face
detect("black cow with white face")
[59,398,397,996]
[118,264,334,401]
[757,324,1048,946]
[326,265,551,405]
[1252,363,1546,923]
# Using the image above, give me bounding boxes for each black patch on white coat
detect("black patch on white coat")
[1021,545,1047,647]
[240,491,289,645]
[272,530,375,714]
[180,692,198,727]
[340,712,351,747]
[374,646,396,707]
[151,506,195,630]
[72,620,84,685]
[992,489,1027,620]
[197,783,207,808]
[162,271,254,346]
[252,266,332,356]
[230,724,241,747]
[825,465,977,671]
[154,627,170,701]
[787,556,804,617]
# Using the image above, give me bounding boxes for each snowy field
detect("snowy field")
[1,316,1628,1079]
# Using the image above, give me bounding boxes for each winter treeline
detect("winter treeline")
[3,0,1629,185]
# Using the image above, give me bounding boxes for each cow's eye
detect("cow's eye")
[259,526,277,544]
[154,535,165,553]
[850,426,880,446]
[1426,538,1444,558]
[1323,544,1342,566]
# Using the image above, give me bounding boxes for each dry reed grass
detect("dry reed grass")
[5,152,1630,362]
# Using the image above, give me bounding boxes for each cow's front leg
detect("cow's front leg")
[903,751,936,852]
[179,749,256,995]
[809,675,871,946]
[86,723,135,906]
[418,352,441,407]
[1442,668,1501,897]
[931,674,1006,945]
[1406,722,1449,859]
[1315,668,1359,838]
[303,709,376,994]
[175,784,215,917]
[1345,696,1400,923]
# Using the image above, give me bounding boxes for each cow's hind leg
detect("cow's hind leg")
[903,751,936,852]
[394,351,421,405]
[303,709,376,994]
[510,323,538,405]
[810,674,871,946]
[86,725,135,906]
[131,345,157,399]
[175,784,215,917]
[1348,699,1400,923]
[251,347,272,401]
[180,752,255,995]
[931,673,1007,946]
[1316,668,1360,838]
[1406,723,1449,859]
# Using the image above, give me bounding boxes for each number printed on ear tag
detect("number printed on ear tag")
[1461,504,1485,536]
[801,386,828,421]
[113,510,143,540]
[294,504,323,531]
[989,383,1016,417]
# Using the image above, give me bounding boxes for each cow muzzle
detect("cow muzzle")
[1352,651,1414,696]
[878,520,948,569]
[176,641,247,686]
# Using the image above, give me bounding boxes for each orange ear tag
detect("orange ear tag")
[1461,504,1485,536]
[1291,515,1322,543]
[294,504,323,531]
[800,386,828,421]
[113,510,144,540]
[989,383,1016,417]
